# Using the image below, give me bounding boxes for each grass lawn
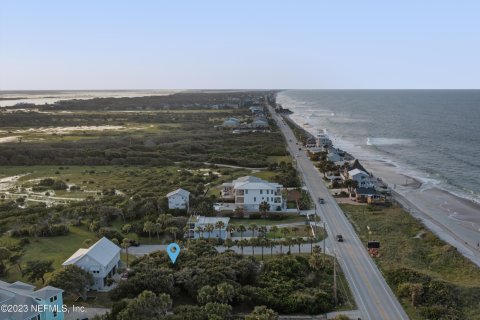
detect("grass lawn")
[229,214,306,226]
[340,203,480,319]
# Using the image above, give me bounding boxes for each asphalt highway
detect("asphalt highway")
[269,105,409,320]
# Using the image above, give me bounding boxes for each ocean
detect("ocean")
[277,90,480,205]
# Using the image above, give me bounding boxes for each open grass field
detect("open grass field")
[340,203,480,319]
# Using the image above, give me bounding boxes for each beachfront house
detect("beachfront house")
[327,152,343,162]
[316,133,332,148]
[186,216,230,240]
[62,237,121,291]
[221,176,284,211]
[352,187,386,204]
[167,188,190,209]
[347,169,374,188]
[0,280,64,320]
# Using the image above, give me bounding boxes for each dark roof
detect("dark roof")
[350,159,368,174]
[355,187,377,195]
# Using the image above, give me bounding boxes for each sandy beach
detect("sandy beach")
[290,116,480,267]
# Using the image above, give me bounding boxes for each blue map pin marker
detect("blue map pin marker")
[166,243,180,264]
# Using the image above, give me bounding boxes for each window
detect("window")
[254,197,256,202]
[260,190,263,194]
[245,190,248,194]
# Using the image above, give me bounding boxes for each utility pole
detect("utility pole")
[323,221,326,254]
[333,251,338,306]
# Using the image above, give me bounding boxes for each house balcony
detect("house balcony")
[236,196,244,204]
[235,190,245,196]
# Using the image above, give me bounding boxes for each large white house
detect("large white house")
[186,216,230,240]
[62,237,121,291]
[221,176,284,211]
[347,169,374,188]
[167,188,190,209]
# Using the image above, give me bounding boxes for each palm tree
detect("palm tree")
[296,237,304,254]
[237,224,246,240]
[215,221,225,239]
[258,238,266,260]
[286,237,293,254]
[168,226,179,242]
[157,213,173,230]
[281,227,290,239]
[259,201,270,218]
[205,224,214,239]
[249,238,256,256]
[194,226,202,239]
[121,238,131,269]
[258,226,268,238]
[292,226,299,236]
[270,226,278,241]
[248,224,258,238]
[239,239,248,255]
[143,221,155,240]
[226,225,236,237]
[154,223,162,240]
[225,238,234,251]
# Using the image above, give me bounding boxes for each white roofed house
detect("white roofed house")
[222,117,240,128]
[347,169,374,188]
[62,237,121,291]
[167,188,190,210]
[221,176,285,211]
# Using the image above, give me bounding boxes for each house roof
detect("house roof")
[167,188,190,198]
[0,281,63,319]
[349,159,369,174]
[232,176,282,190]
[62,237,120,268]
[30,286,63,300]
[348,169,368,177]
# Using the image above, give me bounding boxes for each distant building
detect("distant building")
[221,176,284,211]
[62,237,121,291]
[167,188,190,209]
[187,216,230,240]
[0,280,64,320]
[251,118,269,128]
[327,152,342,163]
[222,117,240,127]
[347,169,374,188]
[316,133,332,148]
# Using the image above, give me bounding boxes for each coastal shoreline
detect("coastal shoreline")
[284,113,480,267]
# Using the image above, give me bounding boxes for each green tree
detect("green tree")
[259,201,270,218]
[270,226,278,241]
[248,224,258,238]
[216,282,235,304]
[197,285,216,305]
[122,223,132,234]
[143,221,155,240]
[398,282,424,307]
[168,226,179,242]
[205,224,214,239]
[122,238,131,269]
[23,260,54,284]
[0,247,12,275]
[47,265,93,301]
[117,290,172,320]
[215,221,225,239]
[237,224,246,240]
[245,305,279,320]
[203,303,232,320]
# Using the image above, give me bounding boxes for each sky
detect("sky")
[1,1,479,90]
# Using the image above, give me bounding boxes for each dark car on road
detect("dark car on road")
[336,234,344,242]
[318,197,325,204]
